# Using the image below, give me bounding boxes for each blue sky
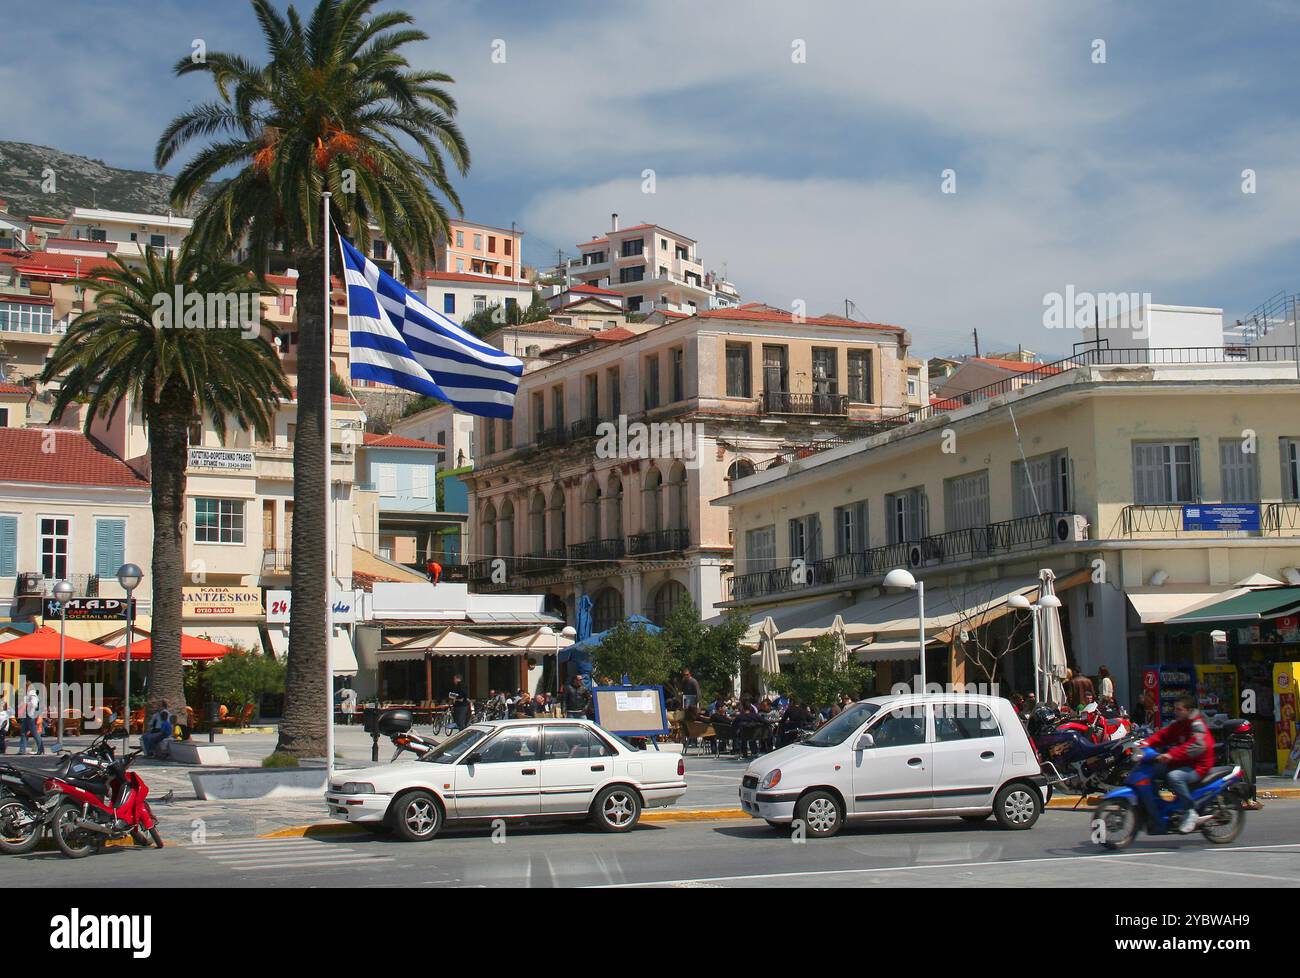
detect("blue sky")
[3,0,1299,357]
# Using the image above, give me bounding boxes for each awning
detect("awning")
[384,626,531,658]
[332,629,359,677]
[182,623,264,653]
[1165,585,1300,631]
[1125,587,1225,625]
[40,617,154,645]
[854,637,942,663]
[714,595,855,647]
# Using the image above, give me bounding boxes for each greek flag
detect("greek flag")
[339,235,523,418]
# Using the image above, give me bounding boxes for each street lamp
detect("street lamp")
[52,579,74,746]
[1009,591,1061,703]
[883,568,926,693]
[552,625,577,700]
[116,563,142,746]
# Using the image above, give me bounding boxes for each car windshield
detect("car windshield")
[418,727,487,764]
[805,702,880,747]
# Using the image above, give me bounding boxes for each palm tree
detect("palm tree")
[156,0,470,756]
[41,250,289,716]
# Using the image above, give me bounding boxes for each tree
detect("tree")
[592,620,678,687]
[764,634,874,711]
[42,250,288,715]
[660,598,749,701]
[522,290,550,323]
[158,0,470,756]
[947,579,1035,685]
[202,647,287,717]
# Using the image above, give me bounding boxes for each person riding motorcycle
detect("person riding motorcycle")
[1144,694,1215,833]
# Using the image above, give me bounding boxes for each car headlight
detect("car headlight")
[333,782,375,795]
[758,769,781,790]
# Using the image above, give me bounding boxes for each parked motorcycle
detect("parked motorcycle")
[44,733,162,858]
[1092,745,1245,848]
[0,740,120,854]
[1027,706,1139,796]
[380,708,437,762]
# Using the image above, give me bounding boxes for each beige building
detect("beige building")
[466,304,919,630]
[716,345,1300,733]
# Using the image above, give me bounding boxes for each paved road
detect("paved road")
[8,801,1298,888]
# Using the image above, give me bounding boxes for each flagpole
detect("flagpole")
[322,190,335,779]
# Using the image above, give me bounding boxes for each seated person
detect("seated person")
[141,701,175,757]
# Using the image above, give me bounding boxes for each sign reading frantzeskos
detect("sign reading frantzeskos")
[187,447,255,472]
[182,585,263,619]
[265,589,357,624]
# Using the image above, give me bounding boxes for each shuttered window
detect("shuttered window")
[375,463,397,495]
[1013,450,1070,516]
[834,502,868,554]
[94,518,126,579]
[944,470,990,531]
[885,488,927,543]
[0,516,16,577]
[788,514,822,563]
[745,525,776,573]
[1281,438,1300,501]
[1218,439,1259,503]
[1132,441,1200,504]
[847,350,873,402]
[725,343,751,397]
[411,466,430,499]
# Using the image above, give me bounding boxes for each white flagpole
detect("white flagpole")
[322,191,335,779]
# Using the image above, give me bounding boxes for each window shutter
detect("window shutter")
[788,519,799,562]
[0,517,15,577]
[95,519,112,579]
[1190,440,1202,501]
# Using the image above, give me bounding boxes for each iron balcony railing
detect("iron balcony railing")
[1264,502,1300,534]
[761,390,850,417]
[627,527,690,556]
[1121,501,1300,538]
[518,550,568,575]
[21,573,100,598]
[728,542,910,602]
[914,512,1070,564]
[262,550,292,572]
[568,538,625,563]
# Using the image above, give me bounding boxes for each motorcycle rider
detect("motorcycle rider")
[1144,694,1215,833]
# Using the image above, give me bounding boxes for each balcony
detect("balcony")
[568,538,625,564]
[761,390,850,417]
[262,550,292,573]
[1120,501,1300,538]
[519,550,567,575]
[627,527,690,556]
[17,573,100,599]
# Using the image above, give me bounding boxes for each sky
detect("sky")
[3,0,1300,358]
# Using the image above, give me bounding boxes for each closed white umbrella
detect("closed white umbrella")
[1040,569,1068,707]
[829,614,848,666]
[758,617,781,697]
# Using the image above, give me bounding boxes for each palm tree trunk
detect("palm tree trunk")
[277,245,329,758]
[146,392,189,717]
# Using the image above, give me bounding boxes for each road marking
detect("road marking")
[1113,859,1297,884]
[590,850,1177,887]
[185,837,393,871]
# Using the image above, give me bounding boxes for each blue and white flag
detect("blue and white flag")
[339,235,523,418]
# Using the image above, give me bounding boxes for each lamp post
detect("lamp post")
[116,563,142,746]
[52,579,74,746]
[883,568,926,693]
[552,625,577,702]
[1009,591,1061,703]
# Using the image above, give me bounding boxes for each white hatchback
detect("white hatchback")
[326,718,688,840]
[740,694,1047,838]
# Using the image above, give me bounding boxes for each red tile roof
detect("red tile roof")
[555,297,623,313]
[503,318,589,336]
[568,283,621,297]
[970,357,1061,374]
[0,383,32,396]
[0,293,53,305]
[696,306,905,333]
[589,326,636,341]
[352,570,399,592]
[1,250,117,278]
[26,216,67,225]
[363,432,444,450]
[0,429,147,488]
[649,308,688,319]
[423,271,531,287]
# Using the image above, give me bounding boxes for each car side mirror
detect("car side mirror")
[463,751,482,766]
[854,732,875,751]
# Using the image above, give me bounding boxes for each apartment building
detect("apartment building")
[59,207,192,261]
[717,338,1300,763]
[432,219,526,282]
[354,432,457,567]
[0,248,114,381]
[566,215,740,316]
[465,304,919,629]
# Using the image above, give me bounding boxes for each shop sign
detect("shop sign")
[1181,504,1260,532]
[188,448,255,472]
[43,597,136,621]
[264,589,357,624]
[183,586,263,619]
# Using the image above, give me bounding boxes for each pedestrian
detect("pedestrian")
[141,700,174,758]
[340,686,357,725]
[1097,665,1115,702]
[448,673,470,731]
[0,698,9,754]
[563,674,590,719]
[680,668,701,710]
[1065,668,1095,711]
[19,682,44,755]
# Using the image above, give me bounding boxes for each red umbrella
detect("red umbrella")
[111,634,233,661]
[0,626,118,661]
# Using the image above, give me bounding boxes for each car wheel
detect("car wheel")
[960,812,992,823]
[392,791,443,842]
[993,782,1041,830]
[591,785,641,832]
[794,790,843,838]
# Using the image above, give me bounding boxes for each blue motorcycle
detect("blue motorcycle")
[1092,746,1246,849]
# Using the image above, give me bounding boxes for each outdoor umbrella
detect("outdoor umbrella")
[1039,569,1068,707]
[829,614,848,665]
[0,627,117,661]
[758,616,781,697]
[109,634,233,661]
[576,593,593,642]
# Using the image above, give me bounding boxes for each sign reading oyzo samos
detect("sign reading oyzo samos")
[43,597,136,621]
[183,586,263,619]
[187,448,255,472]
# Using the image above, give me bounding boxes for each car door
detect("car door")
[851,703,933,814]
[452,725,542,818]
[929,702,1005,811]
[538,725,612,814]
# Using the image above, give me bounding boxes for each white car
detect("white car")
[326,718,688,840]
[740,693,1047,838]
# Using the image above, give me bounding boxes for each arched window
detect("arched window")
[592,586,625,633]
[727,458,756,481]
[498,498,515,557]
[548,486,566,551]
[605,474,624,540]
[481,502,497,557]
[529,490,546,555]
[667,462,689,532]
[651,580,688,625]
[642,467,663,533]
[582,479,602,543]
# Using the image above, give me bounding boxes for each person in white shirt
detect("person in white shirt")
[20,683,44,755]
[0,700,10,754]
[1098,665,1115,704]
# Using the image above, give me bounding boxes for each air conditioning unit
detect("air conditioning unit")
[1055,514,1089,543]
[907,543,925,568]
[17,572,43,596]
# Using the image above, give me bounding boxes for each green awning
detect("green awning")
[1165,585,1300,632]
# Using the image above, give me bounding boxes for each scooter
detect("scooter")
[44,733,162,858]
[1028,707,1138,796]
[0,738,118,854]
[1091,746,1246,849]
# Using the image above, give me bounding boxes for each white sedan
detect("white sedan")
[325,718,688,841]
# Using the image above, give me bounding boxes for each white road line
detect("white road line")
[1113,859,1298,884]
[590,850,1177,887]
[213,856,395,870]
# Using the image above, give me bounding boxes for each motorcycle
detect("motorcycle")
[1092,745,1246,849]
[1027,706,1139,796]
[0,739,119,854]
[44,733,162,858]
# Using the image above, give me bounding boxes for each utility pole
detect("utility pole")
[972,328,980,358]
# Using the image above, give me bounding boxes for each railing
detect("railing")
[1264,502,1300,534]
[568,538,625,563]
[915,512,1069,564]
[761,390,850,417]
[627,527,690,556]
[728,542,910,601]
[21,573,100,598]
[262,549,292,572]
[763,345,1298,469]
[1235,291,1298,344]
[569,417,601,440]
[1118,502,1300,537]
[518,550,567,575]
